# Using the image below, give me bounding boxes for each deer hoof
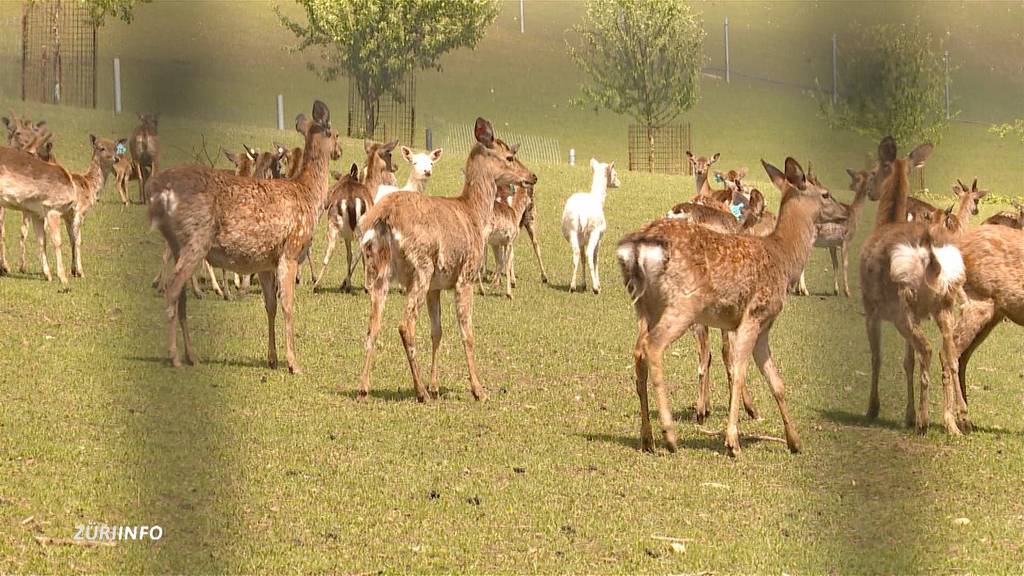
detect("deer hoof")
[268,357,278,369]
[866,401,880,420]
[356,389,369,401]
[0,265,7,276]
[640,434,655,453]
[288,364,302,375]
[505,293,513,300]
[592,287,600,295]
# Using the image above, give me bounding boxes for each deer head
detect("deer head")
[400,145,443,179]
[867,136,933,200]
[137,113,159,132]
[469,117,537,188]
[296,100,341,162]
[364,139,399,176]
[762,157,832,217]
[953,178,988,216]
[89,134,125,173]
[687,151,720,179]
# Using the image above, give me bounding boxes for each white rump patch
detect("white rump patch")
[931,244,965,293]
[616,243,635,266]
[637,244,665,276]
[889,244,928,285]
[360,228,376,247]
[354,198,363,217]
[158,188,177,216]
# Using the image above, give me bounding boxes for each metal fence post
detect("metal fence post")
[944,50,950,120]
[520,0,524,34]
[724,18,730,83]
[832,33,838,105]
[276,94,285,130]
[425,127,432,150]
[113,57,122,114]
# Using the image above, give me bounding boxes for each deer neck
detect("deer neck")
[74,155,108,211]
[590,171,609,204]
[404,173,427,193]
[955,196,975,228]
[769,192,820,281]
[694,172,707,195]
[460,157,501,228]
[849,185,869,218]
[875,160,909,227]
[295,136,330,206]
[364,161,392,194]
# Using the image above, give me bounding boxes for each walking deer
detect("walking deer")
[561,158,620,293]
[0,135,122,287]
[130,113,160,204]
[982,199,1023,229]
[312,139,396,292]
[358,117,537,402]
[148,100,340,372]
[481,183,535,299]
[686,151,720,194]
[617,157,830,456]
[859,136,969,435]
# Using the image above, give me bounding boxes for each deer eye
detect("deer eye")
[505,155,513,162]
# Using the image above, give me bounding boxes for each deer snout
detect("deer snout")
[524,173,538,186]
[423,169,432,177]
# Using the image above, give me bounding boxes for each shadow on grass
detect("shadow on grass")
[331,386,423,402]
[820,408,1019,437]
[578,429,779,456]
[124,354,270,369]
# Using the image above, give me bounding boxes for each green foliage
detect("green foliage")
[567,0,704,130]
[989,119,1024,144]
[278,0,499,136]
[68,0,149,26]
[821,20,950,144]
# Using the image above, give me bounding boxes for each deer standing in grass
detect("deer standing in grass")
[148,100,340,372]
[481,183,535,299]
[859,136,969,435]
[562,158,619,294]
[0,135,122,288]
[358,117,537,402]
[130,114,159,204]
[686,151,720,194]
[2,112,53,276]
[617,158,830,456]
[313,140,397,292]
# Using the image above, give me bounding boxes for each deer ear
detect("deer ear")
[977,188,989,199]
[907,142,933,168]
[971,178,978,193]
[400,145,413,161]
[89,134,97,147]
[312,100,330,126]
[686,150,694,160]
[710,153,720,164]
[331,170,343,181]
[762,159,787,192]
[845,168,858,180]
[609,160,615,169]
[295,113,311,136]
[783,157,806,189]
[736,167,747,180]
[430,148,443,162]
[509,143,520,154]
[224,150,238,164]
[1,117,10,130]
[590,157,599,169]
[878,136,898,163]
[384,139,399,151]
[137,113,146,122]
[349,162,359,179]
[474,117,494,147]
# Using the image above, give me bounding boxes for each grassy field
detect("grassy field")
[1,0,1024,573]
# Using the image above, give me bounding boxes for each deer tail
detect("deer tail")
[616,236,667,309]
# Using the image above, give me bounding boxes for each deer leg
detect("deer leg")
[153,244,171,292]
[643,312,694,453]
[117,174,129,206]
[568,232,582,292]
[30,215,51,281]
[258,270,278,369]
[894,306,932,434]
[504,245,515,299]
[694,324,713,424]
[204,260,224,298]
[427,289,442,398]
[133,162,144,204]
[491,244,504,291]
[509,245,517,288]
[314,220,335,289]
[865,313,882,419]
[18,213,30,273]
[165,245,204,368]
[45,211,68,289]
[524,217,549,283]
[935,308,966,435]
[724,322,759,457]
[828,247,840,296]
[585,231,602,294]
[190,272,205,299]
[955,299,999,407]
[454,281,486,401]
[358,257,390,399]
[399,274,431,402]
[341,238,354,292]
[901,341,916,428]
[0,208,7,275]
[726,330,760,420]
[797,270,809,296]
[65,212,84,278]
[841,242,851,297]
[276,257,301,374]
[753,328,802,453]
[634,317,655,452]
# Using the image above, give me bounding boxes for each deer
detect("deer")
[982,199,1023,229]
[561,158,620,294]
[147,100,340,372]
[2,112,54,276]
[374,146,443,202]
[314,163,373,292]
[312,139,397,292]
[792,167,871,297]
[686,151,720,194]
[950,179,988,226]
[859,136,969,436]
[357,117,537,402]
[480,183,536,299]
[130,113,160,204]
[273,142,304,180]
[0,134,122,288]
[616,157,831,456]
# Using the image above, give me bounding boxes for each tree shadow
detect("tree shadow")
[124,354,270,369]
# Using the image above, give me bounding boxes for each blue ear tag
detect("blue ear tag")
[730,202,744,220]
[115,142,127,155]
[714,173,723,183]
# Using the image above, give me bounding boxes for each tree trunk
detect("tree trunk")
[647,126,655,173]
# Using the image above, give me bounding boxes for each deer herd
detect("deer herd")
[2,101,1022,458]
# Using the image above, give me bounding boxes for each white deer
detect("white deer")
[561,158,619,293]
[374,146,443,203]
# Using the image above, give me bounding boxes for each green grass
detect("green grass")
[1,1,1023,572]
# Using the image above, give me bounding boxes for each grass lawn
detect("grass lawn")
[1,0,1023,572]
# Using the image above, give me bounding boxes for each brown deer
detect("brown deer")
[481,183,536,299]
[686,151,720,194]
[982,199,1023,229]
[859,136,969,435]
[951,179,988,226]
[2,112,53,275]
[358,117,537,402]
[315,163,373,292]
[617,157,830,456]
[130,113,160,204]
[147,100,340,372]
[313,139,397,292]
[0,135,122,287]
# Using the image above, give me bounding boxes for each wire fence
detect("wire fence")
[440,123,561,166]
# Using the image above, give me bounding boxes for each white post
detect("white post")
[569,148,575,166]
[944,50,950,120]
[113,58,122,114]
[277,94,285,130]
[724,18,730,83]
[520,0,524,34]
[831,33,838,105]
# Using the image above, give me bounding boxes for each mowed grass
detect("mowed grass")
[2,94,1024,573]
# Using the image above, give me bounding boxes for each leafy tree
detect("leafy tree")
[568,0,704,171]
[822,20,950,144]
[26,0,148,26]
[278,0,499,138]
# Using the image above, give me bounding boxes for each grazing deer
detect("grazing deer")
[358,117,537,402]
[859,136,969,435]
[0,135,122,287]
[375,146,443,202]
[561,158,620,293]
[793,168,871,297]
[686,151,720,194]
[148,100,340,372]
[314,164,373,292]
[312,139,396,292]
[982,199,1023,229]
[481,183,536,299]
[617,157,830,456]
[130,114,160,204]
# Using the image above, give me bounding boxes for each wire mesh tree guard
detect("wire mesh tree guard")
[22,0,97,108]
[347,75,416,145]
[628,123,692,175]
[441,124,561,166]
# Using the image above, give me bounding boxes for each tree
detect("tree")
[278,0,499,138]
[32,0,151,26]
[990,119,1024,144]
[821,20,950,144]
[568,0,704,171]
